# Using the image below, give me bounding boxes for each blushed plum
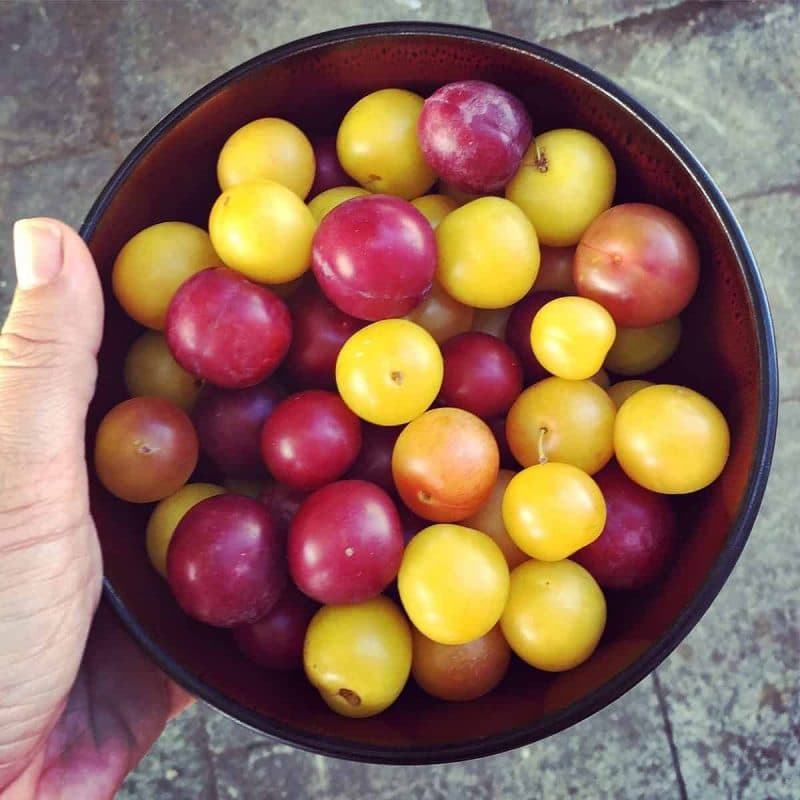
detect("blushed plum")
[574,203,700,327]
[404,281,474,344]
[392,408,499,522]
[532,246,577,294]
[94,397,198,504]
[411,625,510,702]
[123,331,201,411]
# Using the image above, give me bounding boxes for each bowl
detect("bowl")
[80,22,778,764]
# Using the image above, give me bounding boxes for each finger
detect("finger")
[0,219,103,493]
[0,220,104,793]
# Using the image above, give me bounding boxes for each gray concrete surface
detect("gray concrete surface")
[0,1,797,797]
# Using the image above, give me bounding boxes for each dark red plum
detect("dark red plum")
[487,416,519,471]
[346,423,403,495]
[192,380,286,478]
[166,267,291,389]
[288,480,404,604]
[233,584,319,671]
[261,390,362,490]
[505,290,564,383]
[308,135,357,199]
[283,282,364,389]
[312,194,436,320]
[573,462,677,590]
[259,482,310,534]
[439,332,523,418]
[167,494,287,627]
[418,80,532,194]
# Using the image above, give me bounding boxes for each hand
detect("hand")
[0,220,191,800]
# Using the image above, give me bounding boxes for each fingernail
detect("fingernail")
[13,219,64,290]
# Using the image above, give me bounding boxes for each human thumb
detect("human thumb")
[0,218,104,488]
[0,219,104,792]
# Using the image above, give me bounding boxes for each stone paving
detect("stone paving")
[0,1,797,798]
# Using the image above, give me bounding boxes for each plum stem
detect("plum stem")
[534,140,548,173]
[338,688,361,707]
[538,427,548,465]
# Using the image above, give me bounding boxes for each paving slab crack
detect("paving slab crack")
[653,671,690,800]
[533,0,699,45]
[0,141,122,172]
[728,182,800,204]
[534,0,782,48]
[198,708,222,800]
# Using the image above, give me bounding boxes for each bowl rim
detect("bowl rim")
[80,21,779,765]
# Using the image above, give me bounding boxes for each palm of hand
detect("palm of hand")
[1,220,190,800]
[0,453,186,800]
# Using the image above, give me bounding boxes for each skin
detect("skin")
[0,219,190,799]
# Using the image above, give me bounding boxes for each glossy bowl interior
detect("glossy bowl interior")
[81,23,778,764]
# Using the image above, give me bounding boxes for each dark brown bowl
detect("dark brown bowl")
[80,22,778,764]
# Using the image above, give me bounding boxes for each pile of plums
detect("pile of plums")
[95,80,730,718]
